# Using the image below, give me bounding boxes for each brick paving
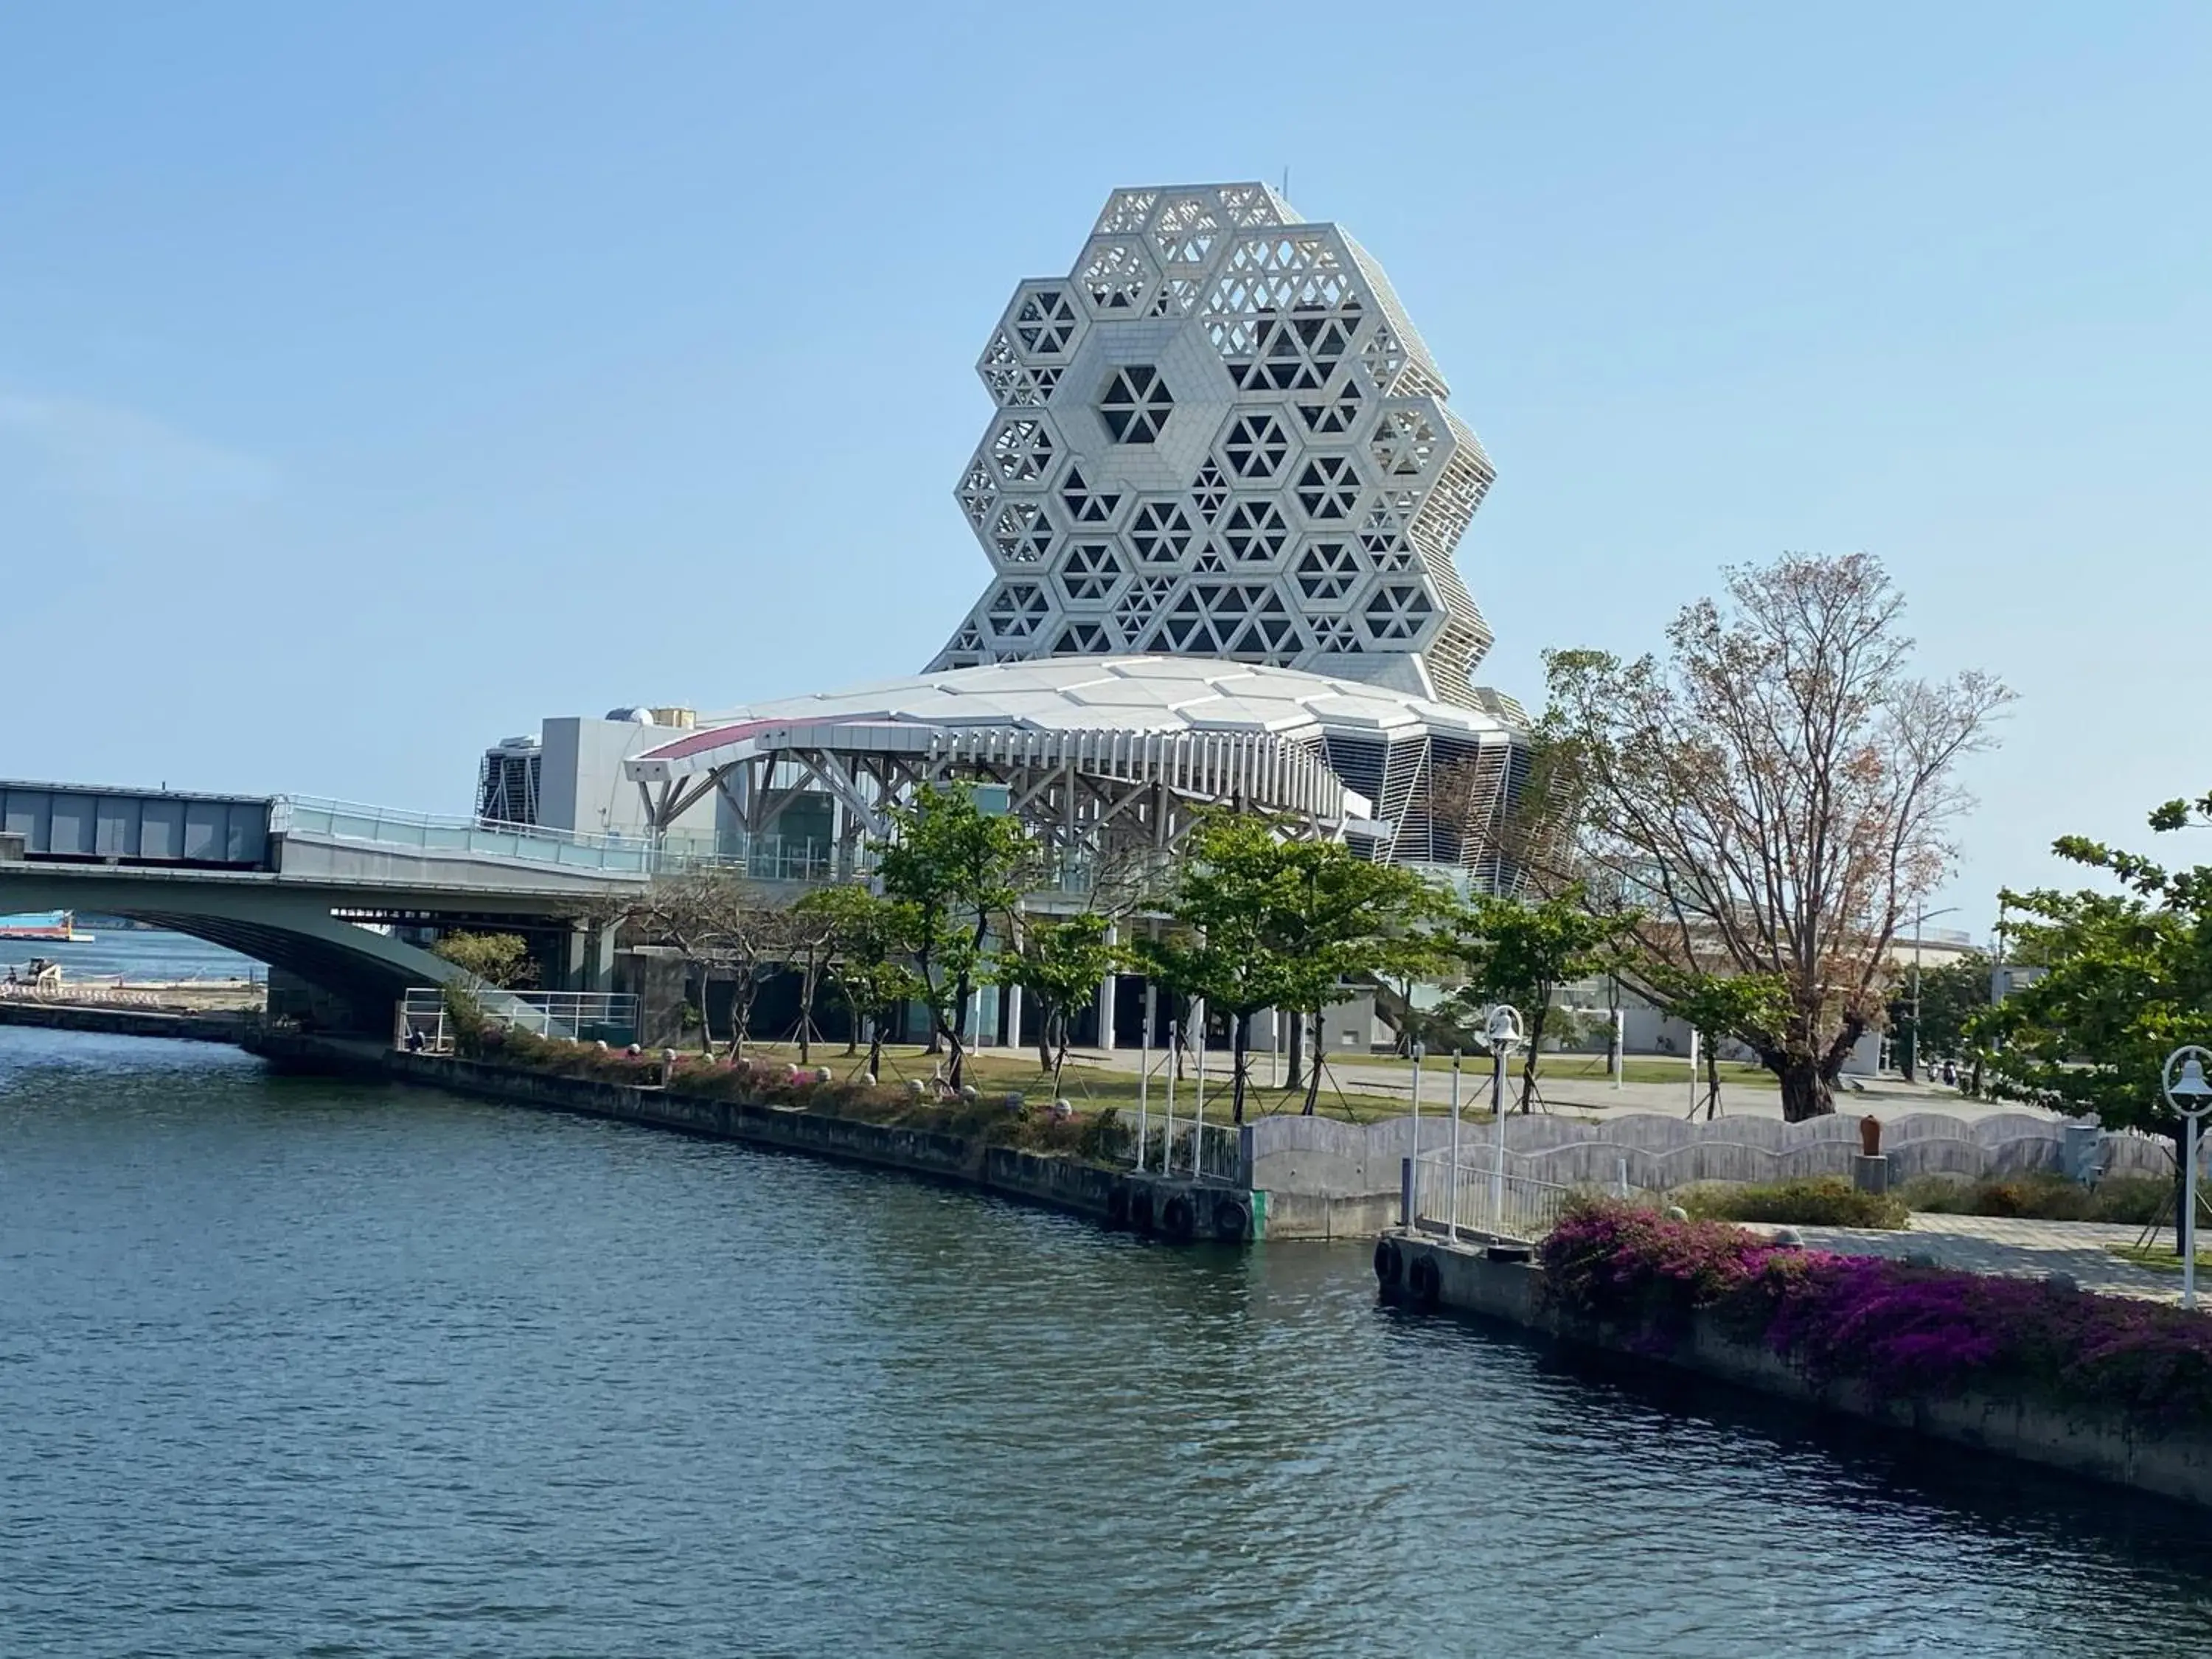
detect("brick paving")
[1772,1213,2188,1304]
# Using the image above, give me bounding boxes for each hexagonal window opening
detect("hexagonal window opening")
[1363,581,1435,641]
[1099,365,1175,444]
[1128,499,1195,565]
[1220,411,1290,480]
[1014,288,1080,356]
[1057,540,1125,604]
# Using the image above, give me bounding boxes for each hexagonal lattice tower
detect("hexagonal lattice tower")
[929,182,1500,709]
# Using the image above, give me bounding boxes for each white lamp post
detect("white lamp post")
[2164,1045,2212,1310]
[1408,1041,1425,1228]
[1486,1005,1523,1226]
[1448,1051,1463,1244]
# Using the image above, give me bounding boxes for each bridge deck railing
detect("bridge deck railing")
[269,796,1123,894]
[273,796,728,876]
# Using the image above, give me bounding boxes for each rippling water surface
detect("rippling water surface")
[5,1026,2211,1657]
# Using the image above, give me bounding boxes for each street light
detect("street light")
[1485,1005,1524,1229]
[1408,1041,1426,1229]
[1906,901,1961,1083]
[2164,1046,2212,1310]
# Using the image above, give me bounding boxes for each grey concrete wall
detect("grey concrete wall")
[539,717,715,838]
[1385,1236,2212,1510]
[0,1001,250,1043]
[247,1036,1267,1242]
[1251,1110,2168,1196]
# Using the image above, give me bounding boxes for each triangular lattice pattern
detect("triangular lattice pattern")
[931,183,1499,708]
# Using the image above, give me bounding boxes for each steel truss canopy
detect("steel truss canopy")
[624,656,1523,862]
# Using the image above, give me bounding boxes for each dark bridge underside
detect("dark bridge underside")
[0,866,605,1034]
[122,908,425,1023]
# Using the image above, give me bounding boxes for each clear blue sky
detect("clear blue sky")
[5,3,2206,937]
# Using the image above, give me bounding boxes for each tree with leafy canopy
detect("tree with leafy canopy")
[1976,788,2212,1250]
[796,883,923,1081]
[1642,966,1792,1119]
[1885,950,1991,1081]
[1138,813,1447,1122]
[432,931,536,989]
[1441,886,1633,1112]
[1273,838,1450,1116]
[996,911,1124,1089]
[874,783,1036,1092]
[1544,552,2012,1121]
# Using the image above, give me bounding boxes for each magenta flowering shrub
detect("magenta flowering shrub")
[1540,1200,2212,1427]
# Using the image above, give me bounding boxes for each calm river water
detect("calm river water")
[5,1026,2211,1657]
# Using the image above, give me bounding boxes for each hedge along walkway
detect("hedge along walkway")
[1761,1215,2184,1306]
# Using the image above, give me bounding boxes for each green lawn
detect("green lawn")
[726,1041,1408,1122]
[2104,1244,2212,1275]
[1331,1050,1779,1088]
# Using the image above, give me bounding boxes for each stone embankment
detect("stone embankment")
[244,1030,1266,1244]
[1376,1230,2212,1509]
[0,999,254,1044]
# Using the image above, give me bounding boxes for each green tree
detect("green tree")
[875,783,1035,1091]
[1138,813,1445,1122]
[996,911,1124,1089]
[1885,950,1991,1079]
[796,883,923,1081]
[1978,790,2212,1249]
[1644,967,1792,1119]
[1544,552,2012,1120]
[432,931,536,989]
[1442,886,1632,1111]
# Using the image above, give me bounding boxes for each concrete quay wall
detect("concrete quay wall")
[246,1034,1269,1244]
[1379,1231,2212,1510]
[0,1000,253,1045]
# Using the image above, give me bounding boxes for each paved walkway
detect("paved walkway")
[1057,1044,2034,1122]
[1765,1214,2185,1304]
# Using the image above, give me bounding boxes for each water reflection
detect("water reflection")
[2,1025,2208,1657]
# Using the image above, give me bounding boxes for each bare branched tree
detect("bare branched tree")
[1545,552,2012,1121]
[765,898,841,1065]
[620,867,783,1057]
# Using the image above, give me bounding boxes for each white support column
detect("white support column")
[1089,922,1118,1051]
[1006,981,1024,1054]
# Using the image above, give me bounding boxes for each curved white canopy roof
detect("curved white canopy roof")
[630,655,1522,782]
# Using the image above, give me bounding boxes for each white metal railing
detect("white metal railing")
[274,795,866,885]
[271,795,1133,898]
[399,987,640,1051]
[1,976,170,1009]
[1413,1149,1573,1245]
[1133,1117,1241,1183]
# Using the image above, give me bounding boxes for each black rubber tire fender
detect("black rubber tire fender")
[1106,1185,1132,1228]
[1408,1253,1442,1308]
[1212,1195,1251,1242]
[1161,1192,1196,1241]
[1374,1237,1404,1287]
[1129,1189,1155,1233]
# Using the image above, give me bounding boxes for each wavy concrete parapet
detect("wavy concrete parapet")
[1245,1110,2165,1197]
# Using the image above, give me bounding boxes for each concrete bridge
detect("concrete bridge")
[1,782,662,1029]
